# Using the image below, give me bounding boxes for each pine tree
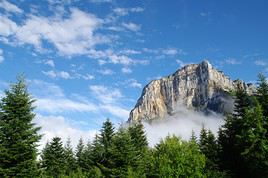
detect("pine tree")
[128,122,148,152]
[190,130,198,143]
[0,76,41,177]
[111,127,136,177]
[41,137,66,177]
[91,119,115,176]
[76,137,85,169]
[238,102,268,178]
[256,73,268,117]
[218,84,252,177]
[64,138,77,175]
[80,141,94,171]
[199,125,208,154]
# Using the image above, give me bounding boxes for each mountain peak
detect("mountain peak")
[128,61,253,123]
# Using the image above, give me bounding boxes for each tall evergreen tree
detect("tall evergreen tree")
[64,138,77,175]
[0,76,41,177]
[237,101,268,178]
[128,122,149,177]
[76,137,85,169]
[41,137,66,177]
[128,122,148,152]
[91,119,115,176]
[111,127,136,177]
[218,84,252,177]
[256,73,268,117]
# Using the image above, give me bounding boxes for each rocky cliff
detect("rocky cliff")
[129,60,255,122]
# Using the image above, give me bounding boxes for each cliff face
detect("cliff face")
[129,61,254,122]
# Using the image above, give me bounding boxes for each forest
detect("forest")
[0,74,267,178]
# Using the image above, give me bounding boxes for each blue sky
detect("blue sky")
[0,0,267,146]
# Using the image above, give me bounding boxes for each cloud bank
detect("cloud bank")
[143,105,224,147]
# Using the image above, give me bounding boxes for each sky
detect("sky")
[0,0,268,147]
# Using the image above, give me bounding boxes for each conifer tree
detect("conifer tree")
[218,84,252,177]
[199,125,208,153]
[64,138,77,175]
[91,119,115,176]
[41,137,66,177]
[76,137,85,168]
[238,102,268,178]
[256,73,268,117]
[0,76,41,177]
[128,122,148,152]
[111,127,136,177]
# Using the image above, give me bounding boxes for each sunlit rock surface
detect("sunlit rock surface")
[129,60,255,122]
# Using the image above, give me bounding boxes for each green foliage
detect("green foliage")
[76,137,85,168]
[64,138,77,174]
[151,135,206,178]
[238,102,268,177]
[111,127,136,177]
[41,137,66,178]
[0,76,41,177]
[257,73,268,117]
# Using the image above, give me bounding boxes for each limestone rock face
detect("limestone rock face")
[129,61,254,122]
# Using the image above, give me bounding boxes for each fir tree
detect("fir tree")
[91,119,115,176]
[0,76,41,177]
[218,84,252,177]
[41,137,66,177]
[64,138,77,175]
[238,102,268,178]
[111,127,136,177]
[256,73,268,117]
[128,122,148,152]
[76,137,85,168]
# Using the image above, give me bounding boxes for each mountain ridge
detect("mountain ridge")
[128,60,255,122]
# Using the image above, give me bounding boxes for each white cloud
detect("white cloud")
[0,16,18,37]
[35,98,97,113]
[34,114,98,149]
[29,80,65,98]
[89,85,129,120]
[143,105,224,147]
[162,48,185,56]
[98,68,114,75]
[119,49,141,55]
[0,49,4,63]
[29,79,98,114]
[42,70,71,79]
[162,48,178,55]
[113,7,144,16]
[89,85,123,104]
[122,22,141,32]
[225,58,241,65]
[121,67,132,74]
[254,60,267,66]
[44,59,55,67]
[128,79,142,88]
[176,59,192,68]
[89,0,112,3]
[88,49,149,67]
[82,74,95,80]
[0,0,23,14]
[100,104,129,119]
[200,12,211,17]
[0,8,106,56]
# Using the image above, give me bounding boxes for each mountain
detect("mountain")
[129,60,255,122]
